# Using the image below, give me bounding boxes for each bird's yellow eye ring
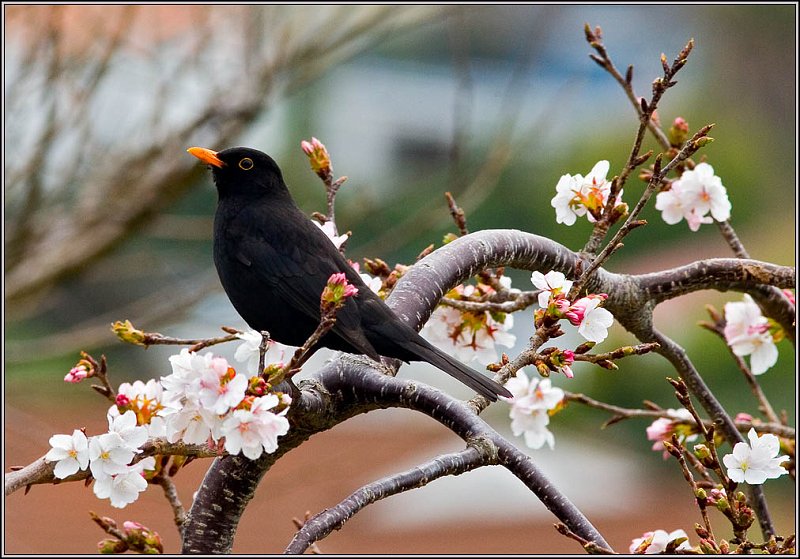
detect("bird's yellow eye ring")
[239,158,254,170]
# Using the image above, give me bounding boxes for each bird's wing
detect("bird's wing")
[236,219,381,360]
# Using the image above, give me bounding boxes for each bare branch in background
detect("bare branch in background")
[4,5,446,312]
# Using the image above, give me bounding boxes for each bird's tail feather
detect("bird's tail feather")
[409,339,512,401]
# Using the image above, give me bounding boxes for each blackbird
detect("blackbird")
[187,146,512,401]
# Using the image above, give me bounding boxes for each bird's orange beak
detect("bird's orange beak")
[187,147,225,168]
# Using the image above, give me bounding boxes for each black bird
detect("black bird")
[188,146,512,401]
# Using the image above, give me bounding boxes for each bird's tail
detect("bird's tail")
[408,338,512,401]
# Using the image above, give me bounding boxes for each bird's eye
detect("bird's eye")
[239,158,254,170]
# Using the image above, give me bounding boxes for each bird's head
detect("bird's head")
[187,146,287,199]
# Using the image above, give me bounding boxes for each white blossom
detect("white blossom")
[234,329,292,375]
[88,432,135,480]
[655,163,731,231]
[107,410,148,452]
[723,428,789,485]
[724,294,778,375]
[197,357,248,415]
[551,161,615,226]
[422,306,515,366]
[45,430,90,479]
[630,529,691,554]
[221,395,290,459]
[314,220,350,249]
[530,270,573,308]
[503,371,564,450]
[93,457,155,509]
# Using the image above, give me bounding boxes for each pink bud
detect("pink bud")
[343,283,358,298]
[553,298,571,314]
[672,117,689,132]
[115,393,131,407]
[123,520,147,533]
[565,298,591,326]
[782,289,795,306]
[734,412,753,423]
[562,350,575,364]
[64,365,89,383]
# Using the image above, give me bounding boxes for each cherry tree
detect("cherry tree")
[4,23,794,555]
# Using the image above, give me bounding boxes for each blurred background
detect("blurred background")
[4,4,796,554]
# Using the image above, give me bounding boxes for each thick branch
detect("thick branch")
[183,351,610,553]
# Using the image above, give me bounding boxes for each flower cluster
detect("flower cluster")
[45,411,155,508]
[160,350,290,457]
[722,428,789,485]
[644,408,698,459]
[503,371,565,450]
[551,160,626,226]
[421,278,517,366]
[531,270,615,344]
[630,529,691,554]
[46,350,291,509]
[655,162,731,231]
[723,294,779,375]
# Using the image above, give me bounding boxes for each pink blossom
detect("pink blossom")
[646,408,697,459]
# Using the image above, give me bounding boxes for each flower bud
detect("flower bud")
[97,538,128,554]
[64,364,90,383]
[301,137,332,181]
[111,320,146,346]
[668,117,690,146]
[321,273,359,312]
[693,443,711,461]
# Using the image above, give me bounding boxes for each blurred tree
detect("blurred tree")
[4,4,445,345]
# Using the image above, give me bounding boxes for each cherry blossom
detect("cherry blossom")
[234,329,292,375]
[45,430,90,479]
[630,529,691,554]
[566,296,614,343]
[107,410,149,452]
[88,432,136,480]
[724,294,779,375]
[314,220,350,250]
[197,357,248,415]
[551,160,618,226]
[161,349,214,403]
[645,408,697,459]
[92,457,156,509]
[511,408,555,450]
[722,428,789,485]
[161,403,219,445]
[655,162,731,231]
[530,270,573,308]
[503,371,564,450]
[422,305,516,366]
[220,394,290,459]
